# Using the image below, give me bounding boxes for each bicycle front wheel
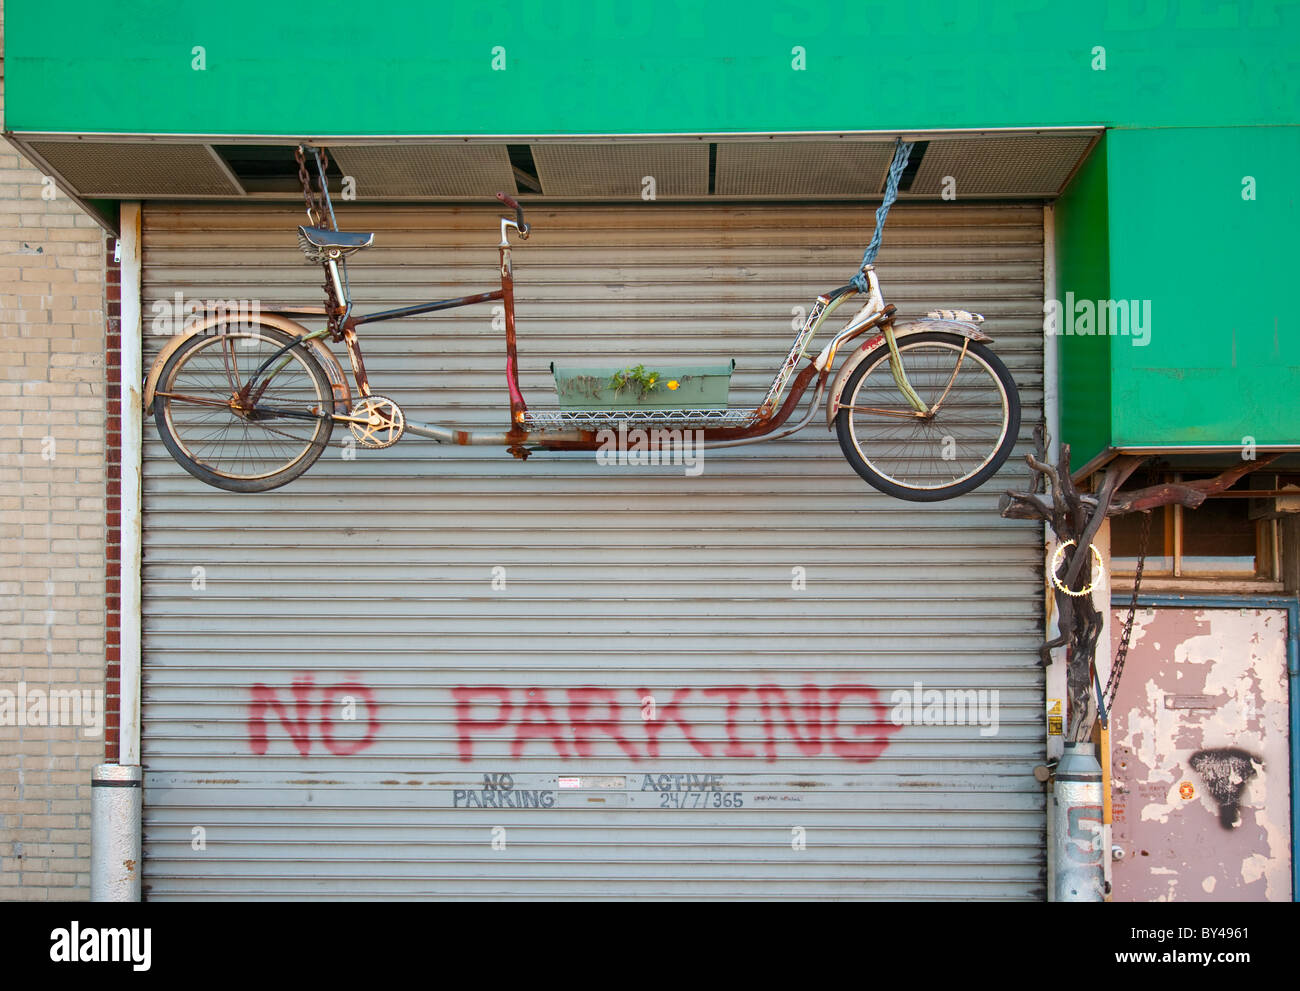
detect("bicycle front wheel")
[153,324,335,492]
[834,331,1020,501]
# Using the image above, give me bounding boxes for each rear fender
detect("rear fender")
[825,318,994,429]
[143,313,351,416]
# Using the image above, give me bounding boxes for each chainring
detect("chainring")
[348,395,405,449]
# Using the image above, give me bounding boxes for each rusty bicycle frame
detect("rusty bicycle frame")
[144,144,1008,486]
[322,201,904,459]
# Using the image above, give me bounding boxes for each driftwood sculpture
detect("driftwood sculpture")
[1000,425,1278,738]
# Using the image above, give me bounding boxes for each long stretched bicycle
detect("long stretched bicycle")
[145,144,1021,500]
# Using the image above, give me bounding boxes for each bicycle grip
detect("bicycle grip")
[496,192,529,238]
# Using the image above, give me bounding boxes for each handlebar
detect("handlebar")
[496,192,530,238]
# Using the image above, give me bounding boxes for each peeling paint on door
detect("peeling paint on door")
[1109,607,1292,901]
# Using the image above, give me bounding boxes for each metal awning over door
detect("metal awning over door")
[140,199,1046,899]
[10,130,1099,232]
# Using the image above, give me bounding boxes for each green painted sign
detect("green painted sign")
[5,1,1298,135]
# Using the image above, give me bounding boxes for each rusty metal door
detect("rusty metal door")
[139,200,1046,899]
[1109,603,1293,901]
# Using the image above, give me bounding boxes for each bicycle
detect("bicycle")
[145,145,1021,500]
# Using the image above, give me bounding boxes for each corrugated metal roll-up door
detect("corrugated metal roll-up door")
[141,201,1046,900]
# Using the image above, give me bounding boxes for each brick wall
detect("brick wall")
[0,64,108,899]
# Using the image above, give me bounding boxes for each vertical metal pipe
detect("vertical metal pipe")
[90,764,142,901]
[1052,742,1106,901]
[1100,723,1113,827]
[1039,203,1075,901]
[327,257,347,307]
[1288,600,1299,903]
[93,203,145,903]
[119,202,143,765]
[1041,202,1068,759]
[1042,204,1059,464]
[1095,508,1114,900]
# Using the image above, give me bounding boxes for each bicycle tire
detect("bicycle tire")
[153,324,334,492]
[834,331,1020,501]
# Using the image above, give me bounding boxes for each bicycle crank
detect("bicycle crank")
[347,395,405,448]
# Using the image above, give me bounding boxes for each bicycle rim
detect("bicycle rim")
[158,331,331,483]
[844,336,1013,492]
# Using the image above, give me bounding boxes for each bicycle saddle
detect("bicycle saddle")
[297,225,374,262]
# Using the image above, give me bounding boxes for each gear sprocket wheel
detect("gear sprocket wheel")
[348,395,405,449]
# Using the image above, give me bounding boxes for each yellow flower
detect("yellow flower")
[667,380,680,390]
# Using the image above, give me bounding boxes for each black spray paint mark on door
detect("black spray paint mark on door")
[1188,748,1260,829]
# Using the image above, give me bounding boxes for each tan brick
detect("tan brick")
[49,743,91,757]
[3,110,104,903]
[4,337,51,353]
[45,770,88,784]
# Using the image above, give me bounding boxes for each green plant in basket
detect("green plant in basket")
[608,364,664,401]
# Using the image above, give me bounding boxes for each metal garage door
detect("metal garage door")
[140,200,1046,899]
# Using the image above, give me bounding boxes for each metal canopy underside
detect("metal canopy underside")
[10,129,1100,205]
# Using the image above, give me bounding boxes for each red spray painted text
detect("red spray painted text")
[247,679,898,763]
[248,674,380,756]
[451,684,898,763]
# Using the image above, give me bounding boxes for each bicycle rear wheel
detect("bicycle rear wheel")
[834,331,1020,501]
[153,325,334,492]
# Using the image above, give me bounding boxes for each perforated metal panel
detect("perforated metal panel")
[531,143,709,197]
[328,145,517,197]
[714,141,897,197]
[907,136,1097,197]
[140,200,1047,900]
[27,141,242,197]
[22,134,1098,201]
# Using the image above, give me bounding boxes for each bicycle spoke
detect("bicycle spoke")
[845,339,1011,491]
[840,405,926,419]
[220,336,243,395]
[158,331,331,483]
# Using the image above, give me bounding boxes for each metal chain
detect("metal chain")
[294,145,344,338]
[1103,509,1152,711]
[294,145,321,227]
[294,145,335,228]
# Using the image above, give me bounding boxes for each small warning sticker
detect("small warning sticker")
[1046,700,1063,736]
[557,776,581,789]
[1179,781,1195,800]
